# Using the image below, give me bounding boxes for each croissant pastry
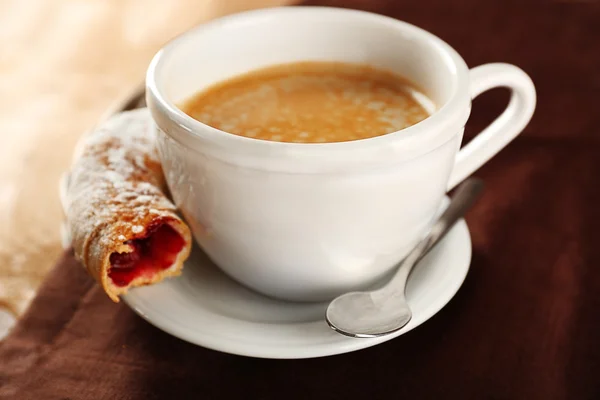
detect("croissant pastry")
[66,109,192,302]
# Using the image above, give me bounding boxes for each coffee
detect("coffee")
[181,62,431,143]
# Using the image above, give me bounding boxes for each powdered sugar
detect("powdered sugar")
[67,109,175,242]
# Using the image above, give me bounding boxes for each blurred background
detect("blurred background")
[0,0,293,338]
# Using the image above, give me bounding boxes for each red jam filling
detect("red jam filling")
[108,222,186,287]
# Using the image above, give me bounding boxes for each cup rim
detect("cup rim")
[146,6,471,156]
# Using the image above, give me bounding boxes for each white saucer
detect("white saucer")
[124,222,471,359]
[59,173,471,359]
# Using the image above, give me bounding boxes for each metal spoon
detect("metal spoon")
[326,178,484,338]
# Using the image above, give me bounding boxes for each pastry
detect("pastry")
[66,109,191,302]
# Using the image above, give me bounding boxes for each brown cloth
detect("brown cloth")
[1,0,600,399]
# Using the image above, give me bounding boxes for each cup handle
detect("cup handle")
[447,63,536,190]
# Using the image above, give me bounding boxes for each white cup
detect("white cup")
[146,6,536,301]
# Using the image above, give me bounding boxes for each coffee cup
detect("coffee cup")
[146,6,536,301]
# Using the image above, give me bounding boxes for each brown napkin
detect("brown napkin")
[2,0,600,399]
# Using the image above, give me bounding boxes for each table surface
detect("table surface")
[2,0,600,399]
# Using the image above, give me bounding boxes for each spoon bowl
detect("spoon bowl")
[327,290,411,338]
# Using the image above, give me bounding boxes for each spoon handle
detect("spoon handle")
[385,178,484,293]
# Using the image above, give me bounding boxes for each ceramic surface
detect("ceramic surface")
[146,7,535,301]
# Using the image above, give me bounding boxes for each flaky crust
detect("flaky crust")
[66,109,192,302]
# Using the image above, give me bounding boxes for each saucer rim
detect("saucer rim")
[122,220,471,359]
